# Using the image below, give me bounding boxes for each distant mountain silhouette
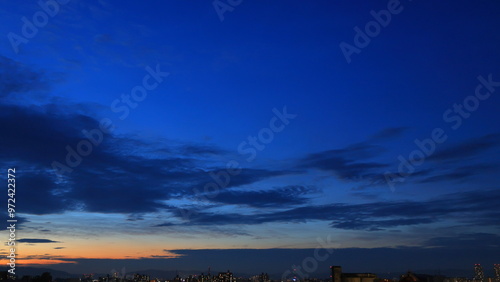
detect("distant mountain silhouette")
[0,267,76,278]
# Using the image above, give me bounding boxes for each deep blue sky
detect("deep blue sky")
[0,0,499,278]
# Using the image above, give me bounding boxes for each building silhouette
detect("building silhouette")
[494,264,500,282]
[330,266,376,282]
[474,264,485,282]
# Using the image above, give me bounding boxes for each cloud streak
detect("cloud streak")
[158,189,500,231]
[18,239,60,243]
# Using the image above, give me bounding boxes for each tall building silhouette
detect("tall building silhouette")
[494,264,500,282]
[474,264,484,282]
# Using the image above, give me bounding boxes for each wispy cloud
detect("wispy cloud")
[428,133,500,162]
[158,189,500,231]
[18,238,60,243]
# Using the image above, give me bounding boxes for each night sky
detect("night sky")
[0,0,499,278]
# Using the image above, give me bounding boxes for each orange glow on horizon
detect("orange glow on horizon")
[2,259,78,265]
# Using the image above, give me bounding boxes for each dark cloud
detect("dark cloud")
[330,218,435,231]
[18,238,60,243]
[414,163,497,184]
[417,170,474,184]
[0,103,286,215]
[412,163,499,184]
[0,56,49,97]
[179,144,227,156]
[126,214,145,221]
[429,133,500,162]
[16,173,72,215]
[204,168,288,191]
[296,129,407,188]
[159,189,500,231]
[155,222,177,227]
[209,185,316,208]
[378,133,500,187]
[0,104,168,214]
[299,143,388,181]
